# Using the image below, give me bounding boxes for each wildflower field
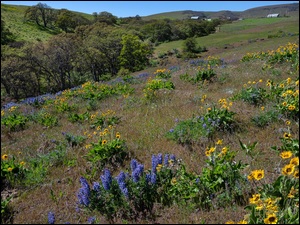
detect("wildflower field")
[1,20,299,224]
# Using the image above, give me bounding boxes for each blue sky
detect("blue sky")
[1,1,298,17]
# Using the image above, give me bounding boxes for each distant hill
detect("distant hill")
[142,3,299,20]
[1,2,298,43]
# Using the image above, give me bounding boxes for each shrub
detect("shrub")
[231,80,267,106]
[1,106,28,132]
[84,128,128,169]
[166,101,236,145]
[143,78,175,100]
[1,153,28,187]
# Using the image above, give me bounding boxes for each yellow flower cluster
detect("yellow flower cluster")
[218,98,233,110]
[8,106,17,113]
[247,169,264,181]
[154,68,168,74]
[248,193,280,224]
[205,140,229,158]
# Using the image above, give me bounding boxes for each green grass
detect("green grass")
[1,9,299,225]
[155,16,299,55]
[1,3,93,43]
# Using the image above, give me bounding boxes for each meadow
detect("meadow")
[1,16,299,224]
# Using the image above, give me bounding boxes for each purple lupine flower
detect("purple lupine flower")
[150,172,157,184]
[117,171,129,198]
[132,164,144,182]
[77,187,90,206]
[145,173,151,184]
[130,159,138,172]
[77,177,90,206]
[48,211,55,224]
[157,153,163,164]
[195,178,200,184]
[80,177,89,187]
[93,182,100,192]
[202,123,207,128]
[88,216,96,224]
[164,154,169,166]
[169,128,174,133]
[152,154,159,173]
[101,168,112,191]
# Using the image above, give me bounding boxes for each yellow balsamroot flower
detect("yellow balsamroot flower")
[253,169,264,180]
[205,149,212,157]
[1,110,4,117]
[259,79,263,83]
[20,161,25,166]
[280,151,293,159]
[221,147,228,155]
[243,84,247,88]
[286,77,291,84]
[156,164,163,172]
[225,220,235,224]
[247,173,254,181]
[285,120,291,126]
[282,102,287,107]
[7,167,13,172]
[249,193,261,204]
[288,105,296,111]
[264,213,278,224]
[293,170,299,178]
[216,139,223,145]
[290,157,299,166]
[209,146,216,153]
[2,154,8,160]
[85,144,92,149]
[102,140,107,145]
[282,164,295,176]
[237,220,247,224]
[261,106,265,111]
[279,83,285,88]
[287,186,298,198]
[207,107,211,111]
[255,201,264,210]
[171,177,177,185]
[116,132,121,139]
[283,132,292,139]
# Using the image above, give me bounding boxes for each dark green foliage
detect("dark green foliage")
[251,109,280,127]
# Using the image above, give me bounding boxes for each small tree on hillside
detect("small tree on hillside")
[118,34,153,72]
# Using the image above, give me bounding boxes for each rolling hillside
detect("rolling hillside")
[142,3,299,20]
[1,2,299,43]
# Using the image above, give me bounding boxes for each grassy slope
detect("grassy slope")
[1,3,93,43]
[1,5,299,225]
[155,15,299,56]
